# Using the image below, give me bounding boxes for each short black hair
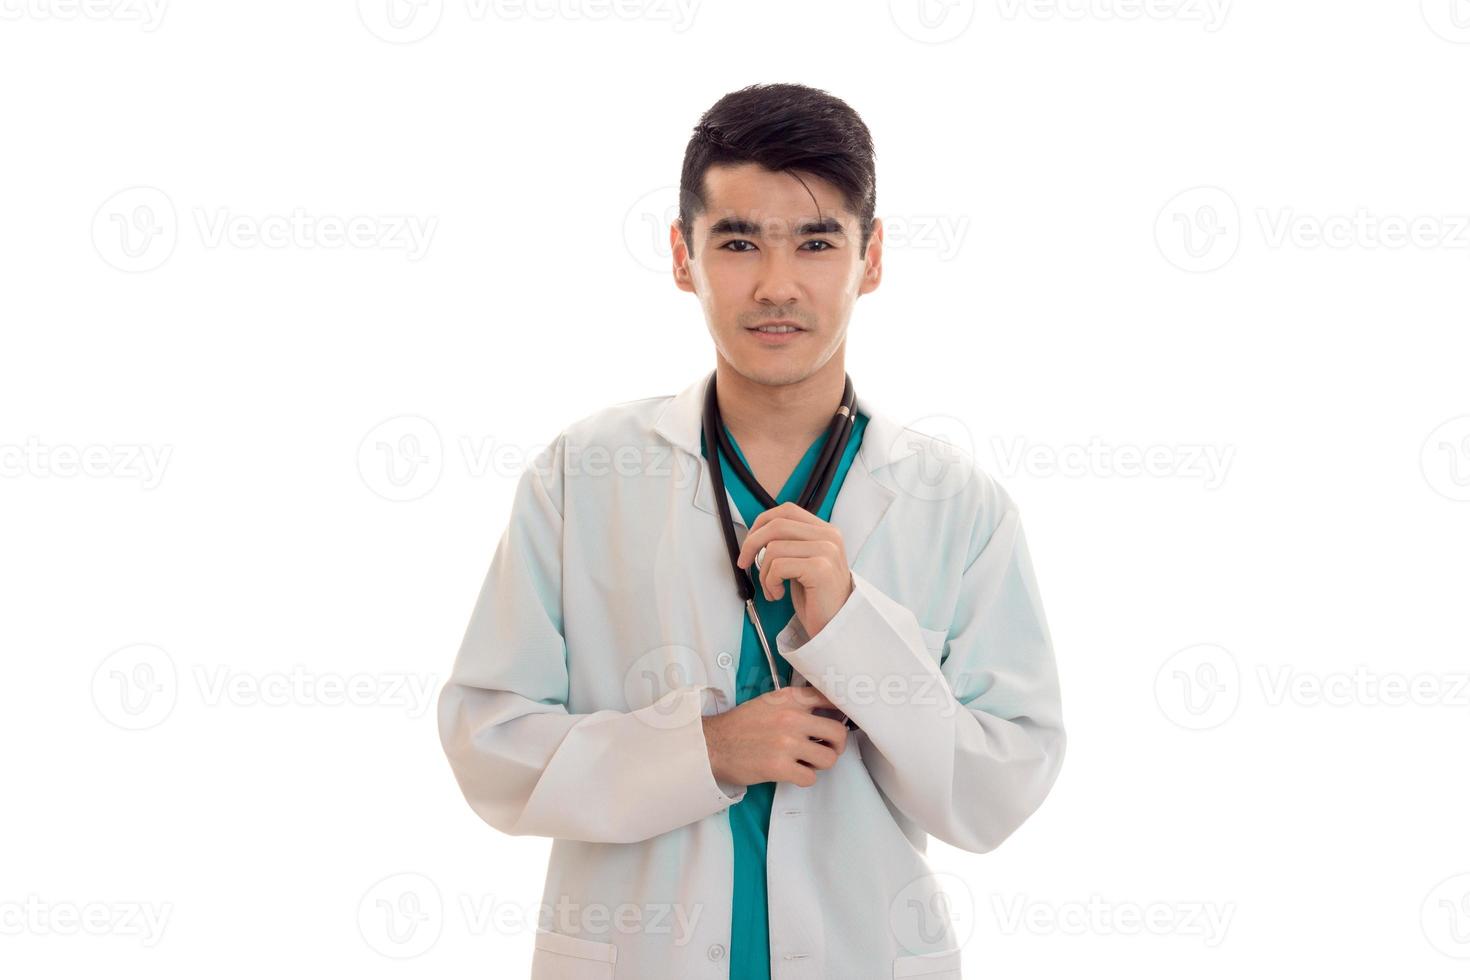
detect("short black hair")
[678,83,877,261]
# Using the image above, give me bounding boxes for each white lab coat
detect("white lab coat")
[437,372,1066,979]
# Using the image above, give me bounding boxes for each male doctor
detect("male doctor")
[437,83,1066,980]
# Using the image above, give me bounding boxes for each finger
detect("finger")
[800,714,849,749]
[794,740,839,771]
[781,762,818,788]
[748,501,819,536]
[787,685,837,711]
[737,517,829,569]
[764,555,829,601]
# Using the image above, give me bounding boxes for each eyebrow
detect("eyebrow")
[706,216,848,239]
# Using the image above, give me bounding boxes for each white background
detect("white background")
[3,1,1469,976]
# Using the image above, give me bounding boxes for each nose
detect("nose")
[752,248,801,308]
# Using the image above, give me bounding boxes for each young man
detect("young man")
[438,83,1066,980]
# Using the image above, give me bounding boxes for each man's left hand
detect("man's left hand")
[736,501,854,638]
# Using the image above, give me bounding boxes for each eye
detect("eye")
[720,240,756,252]
[802,240,835,252]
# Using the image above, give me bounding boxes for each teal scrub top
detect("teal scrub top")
[698,408,869,980]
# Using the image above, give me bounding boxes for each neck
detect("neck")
[713,353,847,453]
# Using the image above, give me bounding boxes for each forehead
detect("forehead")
[697,162,853,231]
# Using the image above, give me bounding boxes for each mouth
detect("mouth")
[746,321,807,343]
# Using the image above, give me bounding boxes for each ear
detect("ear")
[857,216,883,296]
[671,221,696,294]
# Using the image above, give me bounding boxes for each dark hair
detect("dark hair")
[678,83,877,260]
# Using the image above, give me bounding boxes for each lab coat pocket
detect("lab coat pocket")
[530,929,617,979]
[892,946,962,978]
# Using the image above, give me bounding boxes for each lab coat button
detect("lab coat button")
[707,943,726,960]
[716,652,733,669]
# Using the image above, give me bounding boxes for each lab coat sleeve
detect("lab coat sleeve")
[775,494,1065,854]
[437,436,746,845]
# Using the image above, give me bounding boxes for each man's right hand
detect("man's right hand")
[701,685,849,790]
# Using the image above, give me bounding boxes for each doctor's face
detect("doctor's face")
[672,162,882,388]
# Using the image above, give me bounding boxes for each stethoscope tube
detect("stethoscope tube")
[702,370,858,702]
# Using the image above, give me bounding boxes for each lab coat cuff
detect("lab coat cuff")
[692,685,748,807]
[776,570,944,723]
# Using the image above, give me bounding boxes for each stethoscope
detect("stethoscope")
[702,369,860,729]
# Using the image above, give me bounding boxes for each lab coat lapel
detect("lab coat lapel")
[655,371,905,566]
